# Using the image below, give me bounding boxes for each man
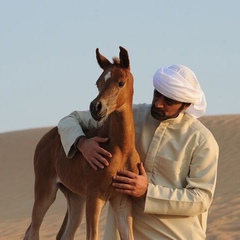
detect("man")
[58,64,219,239]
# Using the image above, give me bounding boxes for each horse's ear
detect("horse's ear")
[96,48,111,70]
[119,46,130,69]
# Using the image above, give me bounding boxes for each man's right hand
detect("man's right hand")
[76,136,112,170]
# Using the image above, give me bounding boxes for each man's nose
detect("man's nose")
[155,97,165,108]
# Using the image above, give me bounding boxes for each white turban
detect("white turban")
[153,64,206,118]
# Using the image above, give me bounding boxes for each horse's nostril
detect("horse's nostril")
[90,101,102,113]
[96,101,102,111]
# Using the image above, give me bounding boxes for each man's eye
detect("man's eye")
[165,99,174,105]
[165,98,178,105]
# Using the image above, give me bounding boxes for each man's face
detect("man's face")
[151,89,189,121]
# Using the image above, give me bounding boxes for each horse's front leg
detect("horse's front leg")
[109,194,134,240]
[86,194,106,240]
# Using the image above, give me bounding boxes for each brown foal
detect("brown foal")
[23,47,140,240]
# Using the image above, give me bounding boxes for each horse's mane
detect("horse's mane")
[112,57,120,65]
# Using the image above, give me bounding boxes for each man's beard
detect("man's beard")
[150,105,167,121]
[151,104,185,121]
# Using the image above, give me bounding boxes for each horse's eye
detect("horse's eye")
[118,82,125,88]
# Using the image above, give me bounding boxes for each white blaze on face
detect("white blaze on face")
[104,71,111,81]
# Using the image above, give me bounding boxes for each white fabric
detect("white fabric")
[153,65,207,118]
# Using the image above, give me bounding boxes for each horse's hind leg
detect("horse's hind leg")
[23,180,58,240]
[57,184,86,240]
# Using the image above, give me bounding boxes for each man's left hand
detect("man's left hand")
[112,162,148,198]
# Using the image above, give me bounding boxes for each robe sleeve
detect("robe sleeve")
[57,110,103,158]
[144,135,219,217]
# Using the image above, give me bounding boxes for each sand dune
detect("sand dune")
[0,115,239,239]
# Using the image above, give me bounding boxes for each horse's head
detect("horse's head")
[90,46,134,122]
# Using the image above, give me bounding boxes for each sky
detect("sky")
[1,0,240,133]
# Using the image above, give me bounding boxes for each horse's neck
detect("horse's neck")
[102,104,135,150]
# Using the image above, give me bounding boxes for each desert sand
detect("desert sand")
[0,114,239,239]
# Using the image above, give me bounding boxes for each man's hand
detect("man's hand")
[76,136,112,170]
[112,162,148,198]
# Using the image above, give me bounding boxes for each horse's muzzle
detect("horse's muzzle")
[90,100,107,121]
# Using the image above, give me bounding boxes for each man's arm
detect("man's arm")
[145,135,219,217]
[113,134,219,217]
[58,110,111,169]
[58,110,96,158]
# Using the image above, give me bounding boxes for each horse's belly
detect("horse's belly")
[56,147,87,195]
